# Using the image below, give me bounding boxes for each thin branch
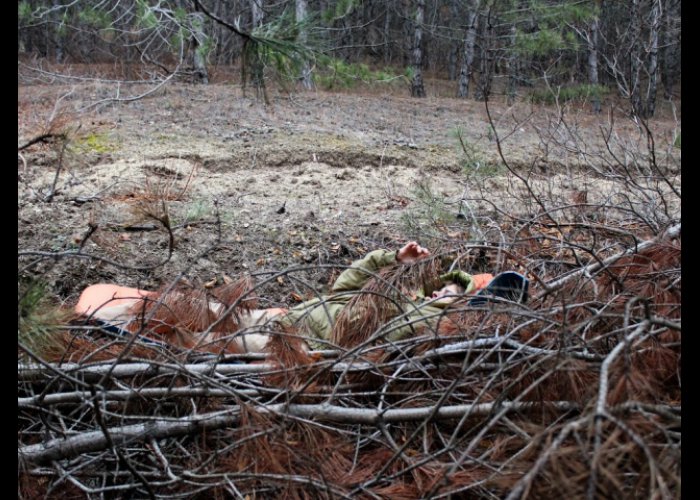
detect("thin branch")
[540,222,680,297]
[19,400,577,466]
[18,133,67,152]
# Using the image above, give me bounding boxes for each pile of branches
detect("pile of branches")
[18,219,680,499]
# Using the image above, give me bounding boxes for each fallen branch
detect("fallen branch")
[505,416,589,500]
[18,361,275,381]
[19,400,578,465]
[18,333,601,383]
[423,337,601,362]
[539,222,681,297]
[18,132,67,151]
[19,409,241,466]
[17,358,407,383]
[18,386,262,408]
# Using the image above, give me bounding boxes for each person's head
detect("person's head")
[430,281,465,303]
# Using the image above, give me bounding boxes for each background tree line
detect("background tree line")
[18,0,680,117]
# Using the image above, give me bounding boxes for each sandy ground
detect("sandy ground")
[18,83,681,303]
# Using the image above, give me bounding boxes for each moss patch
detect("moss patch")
[70,131,119,154]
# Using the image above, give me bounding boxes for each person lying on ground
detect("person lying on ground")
[263,242,496,351]
[74,242,528,354]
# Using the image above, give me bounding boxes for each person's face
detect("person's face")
[431,283,463,302]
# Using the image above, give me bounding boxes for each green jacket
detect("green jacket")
[280,249,476,348]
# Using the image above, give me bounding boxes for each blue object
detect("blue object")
[92,320,171,348]
[88,320,245,363]
[468,271,529,306]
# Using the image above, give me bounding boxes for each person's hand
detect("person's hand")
[470,273,494,293]
[397,241,430,264]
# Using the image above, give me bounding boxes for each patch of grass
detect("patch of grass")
[673,132,681,149]
[181,199,213,224]
[70,131,118,154]
[18,280,69,360]
[175,199,235,226]
[400,179,456,240]
[155,133,176,142]
[528,84,609,106]
[452,127,503,177]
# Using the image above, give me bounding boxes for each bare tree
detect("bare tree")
[189,6,209,84]
[411,0,426,97]
[661,0,680,99]
[475,4,495,101]
[248,0,266,93]
[447,1,461,81]
[645,0,661,116]
[382,3,393,64]
[251,0,264,28]
[296,0,313,89]
[51,0,63,64]
[457,0,480,98]
[17,0,681,106]
[629,0,661,118]
[505,22,518,103]
[587,1,601,113]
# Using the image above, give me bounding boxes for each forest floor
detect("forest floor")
[17,82,681,306]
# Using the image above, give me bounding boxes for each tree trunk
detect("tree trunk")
[476,7,493,101]
[644,0,660,117]
[448,45,458,81]
[506,23,518,104]
[190,11,209,84]
[588,6,601,113]
[630,0,643,117]
[212,0,226,65]
[249,0,265,92]
[662,0,680,99]
[457,3,479,98]
[250,0,264,28]
[383,5,392,65]
[52,0,63,64]
[296,0,313,90]
[447,1,459,81]
[410,0,426,97]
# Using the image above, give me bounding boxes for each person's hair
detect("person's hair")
[441,281,465,294]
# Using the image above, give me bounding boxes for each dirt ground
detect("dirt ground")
[17,82,681,305]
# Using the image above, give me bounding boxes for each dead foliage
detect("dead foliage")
[18,222,680,499]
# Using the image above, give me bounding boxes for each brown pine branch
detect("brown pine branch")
[19,400,578,466]
[18,132,67,151]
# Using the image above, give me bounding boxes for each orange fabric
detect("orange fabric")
[470,273,495,294]
[75,284,156,316]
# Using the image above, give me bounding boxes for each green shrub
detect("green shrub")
[19,1,33,22]
[18,281,68,360]
[528,84,609,105]
[77,6,112,29]
[314,57,406,90]
[70,132,118,154]
[452,127,503,177]
[400,179,454,240]
[516,28,567,56]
